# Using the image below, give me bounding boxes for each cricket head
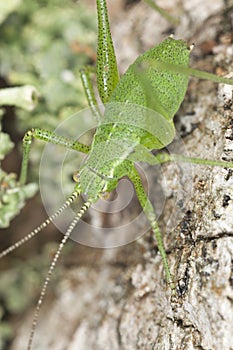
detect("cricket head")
[73,163,118,202]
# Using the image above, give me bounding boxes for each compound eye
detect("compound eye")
[73,171,80,183]
[188,43,195,51]
[100,191,111,200]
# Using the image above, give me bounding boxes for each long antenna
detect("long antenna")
[0,191,79,259]
[27,199,92,350]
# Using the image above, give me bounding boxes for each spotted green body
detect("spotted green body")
[78,37,190,201]
[96,0,119,102]
[109,38,190,120]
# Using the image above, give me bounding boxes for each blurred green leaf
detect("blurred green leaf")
[0,169,38,228]
[0,0,97,225]
[0,132,14,160]
[0,0,21,25]
[0,85,39,110]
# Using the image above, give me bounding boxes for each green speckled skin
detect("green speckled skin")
[96,0,119,103]
[78,38,190,200]
[17,0,193,290]
[110,38,190,121]
[76,2,191,287]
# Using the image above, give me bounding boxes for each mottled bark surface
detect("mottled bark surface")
[8,0,233,349]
